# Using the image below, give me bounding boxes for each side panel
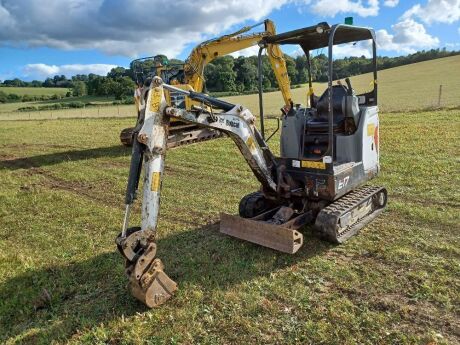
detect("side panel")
[280,109,307,159]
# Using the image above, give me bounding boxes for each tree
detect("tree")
[294,55,308,84]
[3,78,25,87]
[107,67,127,79]
[204,56,237,92]
[72,81,87,97]
[234,56,257,92]
[43,78,55,87]
[30,80,43,87]
[110,77,135,100]
[284,55,297,85]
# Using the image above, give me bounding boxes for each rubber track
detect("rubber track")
[316,185,386,243]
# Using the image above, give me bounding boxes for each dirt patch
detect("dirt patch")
[20,167,121,209]
[0,144,77,149]
[0,145,129,170]
[0,154,38,169]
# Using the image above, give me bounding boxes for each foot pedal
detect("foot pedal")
[220,212,304,254]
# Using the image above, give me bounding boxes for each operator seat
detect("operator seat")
[309,85,348,131]
[303,85,352,159]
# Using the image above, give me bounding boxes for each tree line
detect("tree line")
[0,48,458,101]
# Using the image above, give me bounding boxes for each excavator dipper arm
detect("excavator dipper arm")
[116,77,279,308]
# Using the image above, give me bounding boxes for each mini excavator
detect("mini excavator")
[120,19,291,147]
[116,22,387,308]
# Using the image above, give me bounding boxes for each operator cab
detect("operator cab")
[263,22,378,161]
[259,22,380,200]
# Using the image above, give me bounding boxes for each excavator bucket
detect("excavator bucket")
[220,212,305,254]
[128,258,177,308]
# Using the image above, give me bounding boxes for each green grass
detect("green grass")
[0,108,459,344]
[0,87,70,96]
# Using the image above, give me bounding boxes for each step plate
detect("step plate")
[220,213,303,254]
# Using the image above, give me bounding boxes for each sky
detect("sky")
[0,0,459,81]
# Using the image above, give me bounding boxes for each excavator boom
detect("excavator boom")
[120,19,293,147]
[185,20,292,106]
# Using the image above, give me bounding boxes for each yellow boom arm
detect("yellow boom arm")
[184,20,293,106]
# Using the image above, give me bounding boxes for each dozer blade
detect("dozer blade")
[220,213,303,254]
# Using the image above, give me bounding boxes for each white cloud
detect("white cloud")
[333,42,372,57]
[230,46,261,58]
[445,42,460,48]
[376,19,439,53]
[0,0,287,58]
[402,0,460,24]
[383,0,399,7]
[309,0,379,17]
[22,63,118,79]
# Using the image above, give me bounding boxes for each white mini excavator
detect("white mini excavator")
[116,22,387,308]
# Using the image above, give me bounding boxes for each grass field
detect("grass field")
[0,87,70,96]
[223,55,460,115]
[0,95,118,115]
[0,107,459,344]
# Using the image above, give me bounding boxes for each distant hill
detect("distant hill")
[223,55,460,114]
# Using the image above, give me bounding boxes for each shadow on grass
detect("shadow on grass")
[0,145,130,170]
[0,222,332,344]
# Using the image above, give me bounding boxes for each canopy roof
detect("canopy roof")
[263,22,375,51]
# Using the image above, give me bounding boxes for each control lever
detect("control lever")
[345,78,354,96]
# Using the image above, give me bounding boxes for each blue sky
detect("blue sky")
[0,0,459,81]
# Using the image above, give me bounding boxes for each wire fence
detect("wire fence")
[0,104,134,121]
[0,83,459,121]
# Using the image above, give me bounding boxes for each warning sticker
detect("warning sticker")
[292,160,300,168]
[149,87,163,113]
[246,136,257,154]
[151,172,161,192]
[367,123,376,136]
[301,160,326,169]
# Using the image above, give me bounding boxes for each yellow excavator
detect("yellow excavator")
[119,19,292,147]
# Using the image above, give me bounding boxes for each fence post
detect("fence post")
[438,84,443,107]
[117,105,120,116]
